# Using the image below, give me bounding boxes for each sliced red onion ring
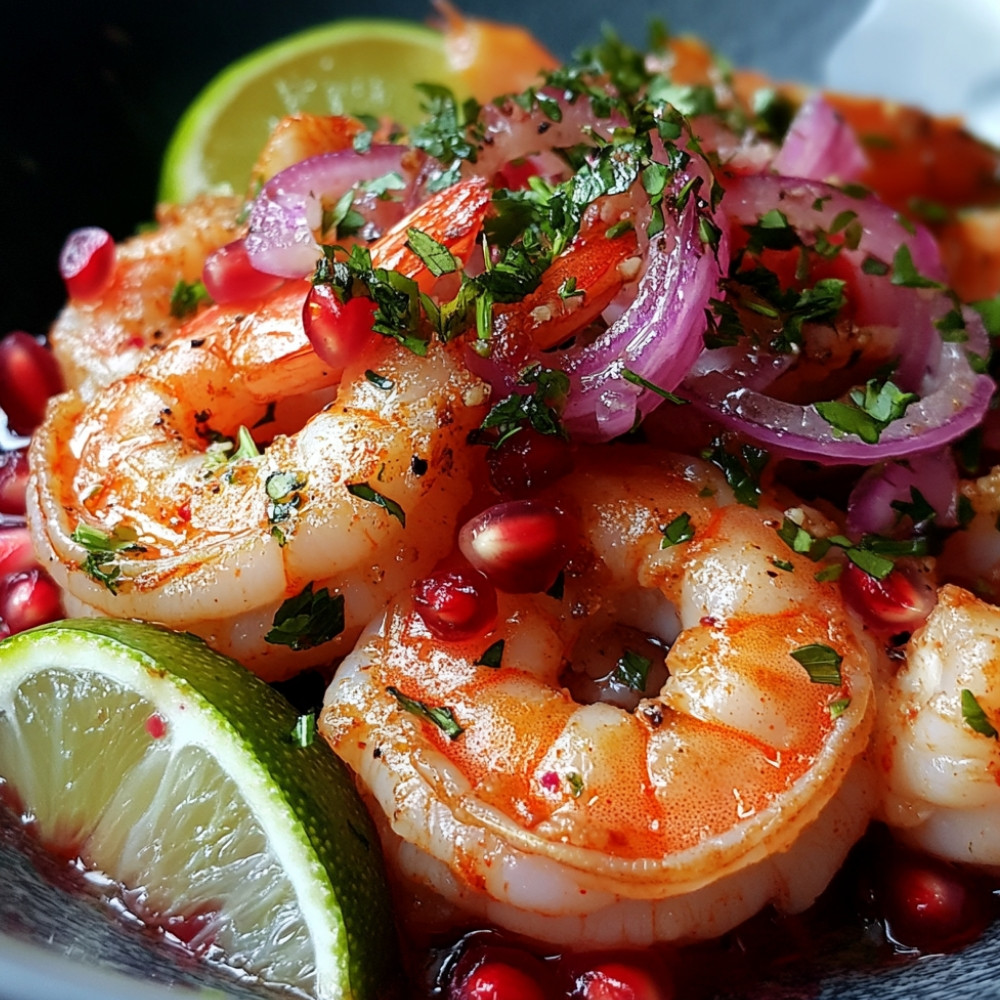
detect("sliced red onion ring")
[846,449,960,538]
[244,144,410,279]
[560,197,724,440]
[684,174,993,463]
[771,95,868,184]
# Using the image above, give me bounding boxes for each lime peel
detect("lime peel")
[159,18,464,203]
[0,618,397,1000]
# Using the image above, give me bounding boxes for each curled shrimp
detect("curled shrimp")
[320,447,875,946]
[50,194,243,399]
[27,187,493,682]
[875,583,1000,868]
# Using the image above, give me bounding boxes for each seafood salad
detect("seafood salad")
[6,8,1000,1000]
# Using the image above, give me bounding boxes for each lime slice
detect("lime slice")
[0,618,397,1000]
[159,18,462,203]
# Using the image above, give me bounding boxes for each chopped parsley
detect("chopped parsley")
[702,439,769,508]
[265,583,345,650]
[613,649,652,691]
[814,377,917,444]
[387,685,464,739]
[660,512,695,548]
[169,279,211,319]
[566,772,585,798]
[71,523,146,595]
[475,639,505,669]
[791,644,843,686]
[478,365,569,446]
[346,482,406,526]
[961,689,998,739]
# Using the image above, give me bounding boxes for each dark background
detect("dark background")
[1,0,867,339]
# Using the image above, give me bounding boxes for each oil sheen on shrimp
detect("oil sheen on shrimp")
[875,583,1000,869]
[27,280,489,682]
[320,448,876,947]
[50,194,243,399]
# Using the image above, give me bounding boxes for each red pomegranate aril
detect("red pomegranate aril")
[412,566,498,641]
[0,333,65,436]
[0,448,29,515]
[840,561,936,633]
[459,499,571,594]
[576,962,670,1000]
[486,427,574,497]
[879,847,994,952]
[202,238,284,304]
[455,960,547,1000]
[0,568,63,635]
[0,524,38,577]
[58,226,116,300]
[302,284,379,371]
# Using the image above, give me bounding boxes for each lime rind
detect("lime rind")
[0,619,397,1000]
[158,18,452,204]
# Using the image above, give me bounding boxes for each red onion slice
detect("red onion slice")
[561,197,724,440]
[771,95,868,184]
[244,145,410,279]
[846,449,960,538]
[684,174,993,463]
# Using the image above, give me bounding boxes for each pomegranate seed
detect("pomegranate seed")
[145,713,168,740]
[486,428,574,497]
[876,844,995,953]
[458,500,571,594]
[0,568,63,634]
[0,448,29,515]
[0,333,65,436]
[0,524,38,577]
[412,565,498,641]
[576,962,670,1000]
[58,226,116,300]
[302,285,378,371]
[456,960,547,1000]
[840,562,936,633]
[202,238,284,304]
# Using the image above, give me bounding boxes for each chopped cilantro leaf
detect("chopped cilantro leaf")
[814,378,917,444]
[387,685,464,739]
[613,649,652,691]
[702,439,769,508]
[406,228,460,276]
[169,279,211,319]
[346,482,406,526]
[962,689,998,738]
[660,512,695,548]
[265,583,344,650]
[478,365,569,446]
[475,639,505,669]
[791,644,843,685]
[891,244,943,289]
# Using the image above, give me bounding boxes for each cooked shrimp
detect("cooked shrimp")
[937,466,1000,604]
[28,178,495,682]
[28,280,488,681]
[49,194,243,399]
[875,583,1000,868]
[249,113,366,194]
[320,448,875,946]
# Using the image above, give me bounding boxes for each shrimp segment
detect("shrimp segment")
[50,194,243,399]
[320,449,875,945]
[875,584,1000,868]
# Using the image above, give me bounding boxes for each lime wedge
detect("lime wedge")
[159,18,462,204]
[0,618,397,1000]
